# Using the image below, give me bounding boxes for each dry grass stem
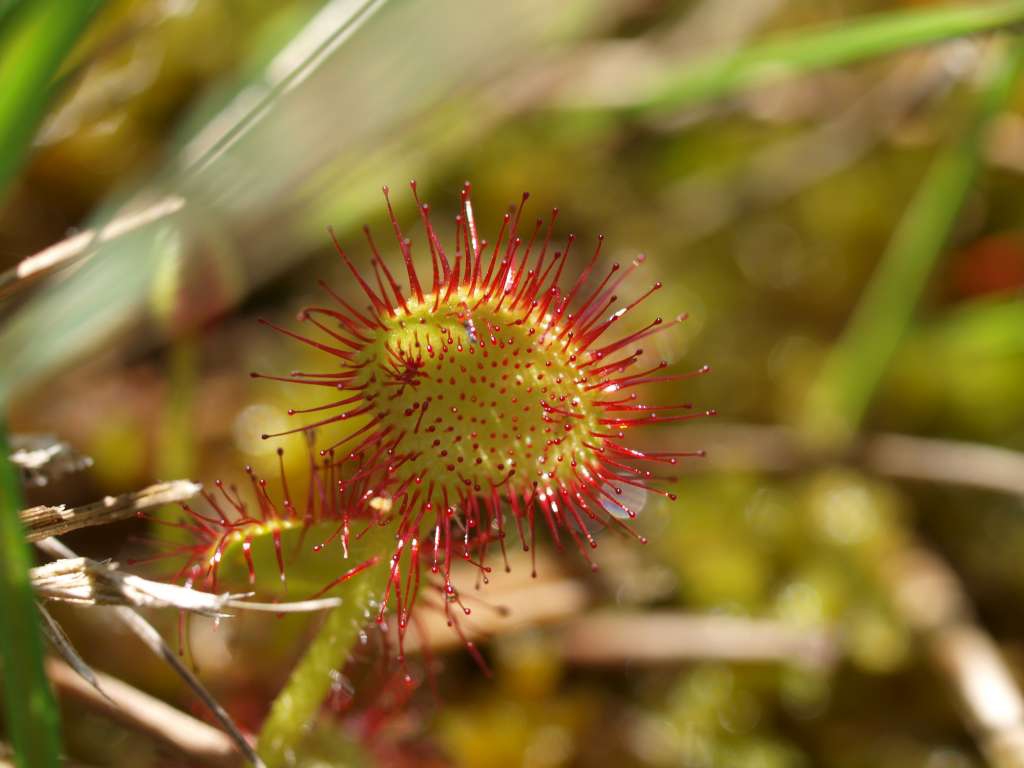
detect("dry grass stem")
[0,195,184,299]
[37,603,108,704]
[20,479,201,542]
[560,612,838,667]
[396,552,835,667]
[882,544,1024,768]
[34,538,266,768]
[9,433,93,487]
[684,422,1024,496]
[31,555,343,616]
[863,432,1024,498]
[46,657,241,768]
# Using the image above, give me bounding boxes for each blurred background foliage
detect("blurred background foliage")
[4,0,1024,766]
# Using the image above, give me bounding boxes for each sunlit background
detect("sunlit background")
[4,1,1024,766]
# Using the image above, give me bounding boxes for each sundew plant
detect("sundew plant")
[172,183,708,764]
[4,3,1024,768]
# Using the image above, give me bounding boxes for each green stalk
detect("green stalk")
[0,422,60,768]
[636,1,1024,114]
[257,529,392,768]
[798,38,1024,449]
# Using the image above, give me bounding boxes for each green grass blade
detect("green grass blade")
[798,39,1024,449]
[0,1,28,34]
[0,5,104,763]
[0,0,103,198]
[0,422,60,768]
[637,1,1024,113]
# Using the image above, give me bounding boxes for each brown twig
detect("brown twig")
[19,479,201,542]
[46,656,241,768]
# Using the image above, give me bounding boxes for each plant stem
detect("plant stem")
[797,37,1024,449]
[0,421,61,768]
[257,534,391,768]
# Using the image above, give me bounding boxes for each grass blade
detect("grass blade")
[0,422,60,768]
[0,7,103,763]
[635,1,1024,113]
[798,39,1024,448]
[0,0,103,198]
